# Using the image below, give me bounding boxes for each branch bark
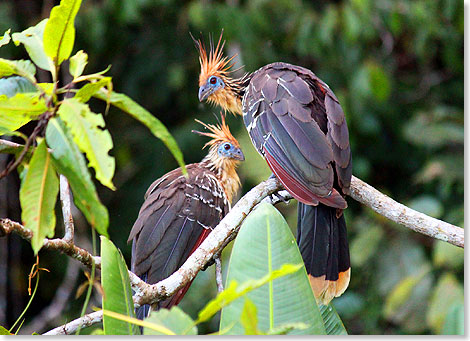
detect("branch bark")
[0,175,463,334]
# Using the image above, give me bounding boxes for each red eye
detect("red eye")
[210,77,217,84]
[224,143,231,150]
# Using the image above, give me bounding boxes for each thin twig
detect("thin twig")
[214,257,224,293]
[59,175,74,243]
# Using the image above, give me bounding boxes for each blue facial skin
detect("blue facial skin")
[217,142,245,161]
[198,76,225,101]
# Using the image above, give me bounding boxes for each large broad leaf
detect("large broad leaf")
[220,202,325,335]
[12,19,51,71]
[94,90,186,174]
[144,307,197,335]
[441,302,464,335]
[43,0,82,66]
[197,263,302,324]
[319,304,347,335]
[45,118,109,237]
[57,98,115,190]
[100,236,140,335]
[0,93,47,132]
[0,58,36,84]
[19,139,59,255]
[0,76,36,98]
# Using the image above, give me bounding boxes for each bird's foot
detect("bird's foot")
[269,191,291,205]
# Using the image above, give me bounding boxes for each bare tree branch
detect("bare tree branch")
[1,175,464,334]
[59,175,74,244]
[214,257,224,293]
[349,176,464,248]
[43,311,103,335]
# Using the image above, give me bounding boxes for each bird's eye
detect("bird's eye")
[224,143,231,150]
[209,77,217,85]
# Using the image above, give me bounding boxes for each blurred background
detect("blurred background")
[0,0,463,335]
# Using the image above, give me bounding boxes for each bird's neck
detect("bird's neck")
[202,149,241,203]
[212,75,250,116]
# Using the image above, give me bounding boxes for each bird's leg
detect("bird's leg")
[267,173,290,204]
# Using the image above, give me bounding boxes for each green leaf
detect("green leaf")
[319,304,348,335]
[0,58,36,84]
[19,140,59,255]
[0,76,36,98]
[100,236,139,335]
[144,307,197,335]
[197,263,302,324]
[0,29,11,48]
[266,322,309,335]
[94,90,186,175]
[12,19,51,71]
[57,98,115,190]
[367,61,391,102]
[427,272,464,334]
[75,77,111,103]
[441,302,464,335]
[43,0,82,66]
[0,93,47,132]
[219,202,325,335]
[0,326,11,335]
[69,50,88,78]
[46,118,109,236]
[240,298,260,335]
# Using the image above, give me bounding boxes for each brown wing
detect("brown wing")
[128,164,229,287]
[242,62,352,207]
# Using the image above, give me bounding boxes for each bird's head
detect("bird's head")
[193,114,244,163]
[193,114,244,201]
[192,32,244,115]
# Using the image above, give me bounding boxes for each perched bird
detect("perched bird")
[193,33,352,305]
[128,115,244,319]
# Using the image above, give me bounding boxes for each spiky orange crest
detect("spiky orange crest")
[193,114,239,150]
[192,31,237,86]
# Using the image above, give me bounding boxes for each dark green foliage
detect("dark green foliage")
[0,0,462,335]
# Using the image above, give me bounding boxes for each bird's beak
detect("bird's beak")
[198,85,212,102]
[231,147,245,161]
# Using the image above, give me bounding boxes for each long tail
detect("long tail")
[297,202,351,305]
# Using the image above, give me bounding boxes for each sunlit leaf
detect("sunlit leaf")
[57,98,115,190]
[46,118,109,236]
[197,263,302,324]
[144,307,197,335]
[0,29,11,48]
[93,90,186,175]
[69,50,88,78]
[75,77,111,103]
[44,0,82,65]
[101,236,139,335]
[0,58,36,83]
[0,326,11,335]
[19,140,59,255]
[240,298,260,335]
[0,93,46,132]
[220,202,325,335]
[12,19,51,71]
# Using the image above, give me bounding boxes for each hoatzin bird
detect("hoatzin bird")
[128,115,244,319]
[193,34,352,305]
